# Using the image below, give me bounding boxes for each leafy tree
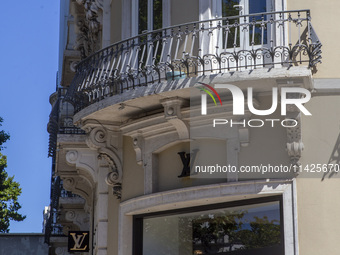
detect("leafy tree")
[238,216,281,250]
[0,117,25,232]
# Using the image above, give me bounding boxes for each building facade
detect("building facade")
[45,0,340,254]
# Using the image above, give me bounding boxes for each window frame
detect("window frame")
[133,195,285,255]
[132,0,170,37]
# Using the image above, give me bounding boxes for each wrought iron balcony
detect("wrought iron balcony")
[44,176,80,244]
[44,177,63,244]
[48,88,85,158]
[65,9,322,113]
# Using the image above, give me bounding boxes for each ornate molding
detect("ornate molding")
[64,209,90,230]
[65,149,97,183]
[62,176,93,206]
[85,126,108,150]
[74,0,102,59]
[100,152,122,199]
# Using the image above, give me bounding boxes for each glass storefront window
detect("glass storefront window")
[134,197,284,255]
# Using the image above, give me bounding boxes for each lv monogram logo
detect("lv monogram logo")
[178,149,198,178]
[70,232,88,250]
[68,231,89,252]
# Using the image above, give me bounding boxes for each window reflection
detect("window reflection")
[141,200,283,255]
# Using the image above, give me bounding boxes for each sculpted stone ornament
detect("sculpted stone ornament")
[75,0,102,58]
[64,209,90,230]
[132,132,144,166]
[63,177,76,190]
[161,97,189,140]
[100,153,122,199]
[74,20,90,59]
[70,61,80,72]
[86,125,123,199]
[105,171,122,199]
[85,126,107,150]
[285,92,304,167]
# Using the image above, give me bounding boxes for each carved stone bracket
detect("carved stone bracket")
[85,126,123,199]
[64,209,90,230]
[100,152,122,199]
[285,92,304,167]
[62,175,93,207]
[161,97,189,139]
[132,131,144,166]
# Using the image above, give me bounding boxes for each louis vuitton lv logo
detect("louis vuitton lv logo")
[68,231,89,252]
[178,149,199,178]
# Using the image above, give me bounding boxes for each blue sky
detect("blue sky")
[0,1,59,232]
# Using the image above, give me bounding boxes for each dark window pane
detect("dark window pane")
[139,0,148,35]
[249,0,267,14]
[153,0,162,30]
[249,0,268,45]
[222,0,241,48]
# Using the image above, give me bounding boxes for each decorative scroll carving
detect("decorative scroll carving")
[63,177,76,190]
[75,0,102,59]
[85,126,108,150]
[66,151,79,164]
[64,209,90,230]
[100,152,122,199]
[70,61,79,72]
[65,210,76,221]
[86,126,123,199]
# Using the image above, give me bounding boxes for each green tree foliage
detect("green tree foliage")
[0,117,25,232]
[193,211,281,253]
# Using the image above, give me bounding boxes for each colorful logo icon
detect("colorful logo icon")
[197,82,222,106]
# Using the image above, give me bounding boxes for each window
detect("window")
[220,0,273,49]
[133,196,284,255]
[135,0,163,35]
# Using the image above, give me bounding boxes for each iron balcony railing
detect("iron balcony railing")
[44,176,63,244]
[44,177,80,244]
[48,88,85,158]
[65,9,322,112]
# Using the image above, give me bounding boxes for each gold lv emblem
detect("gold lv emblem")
[70,232,88,251]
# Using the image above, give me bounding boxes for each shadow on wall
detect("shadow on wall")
[322,131,340,180]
